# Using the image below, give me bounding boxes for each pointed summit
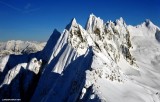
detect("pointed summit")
[115,17,126,26]
[89,13,97,19]
[65,18,78,30]
[85,13,104,33]
[42,29,61,62]
[119,17,124,22]
[144,19,155,27]
[138,19,158,30]
[72,18,77,25]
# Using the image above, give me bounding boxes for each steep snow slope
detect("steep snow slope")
[0,31,60,102]
[0,56,42,101]
[0,14,160,102]
[126,20,160,93]
[83,16,160,102]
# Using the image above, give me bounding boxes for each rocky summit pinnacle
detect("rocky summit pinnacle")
[65,18,78,30]
[0,14,160,102]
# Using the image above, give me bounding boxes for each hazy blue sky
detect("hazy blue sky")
[0,0,160,41]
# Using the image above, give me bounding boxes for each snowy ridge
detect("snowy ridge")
[0,14,160,102]
[0,40,46,58]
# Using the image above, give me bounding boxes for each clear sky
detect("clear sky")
[0,0,160,41]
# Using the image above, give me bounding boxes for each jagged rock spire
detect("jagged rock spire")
[115,17,126,27]
[65,18,78,30]
[85,13,104,33]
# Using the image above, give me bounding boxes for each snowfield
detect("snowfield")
[0,14,160,102]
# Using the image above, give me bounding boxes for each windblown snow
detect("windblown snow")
[0,14,160,102]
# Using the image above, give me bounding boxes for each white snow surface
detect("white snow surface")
[0,14,160,102]
[0,40,46,58]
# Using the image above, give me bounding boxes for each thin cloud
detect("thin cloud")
[0,0,22,12]
[0,1,40,14]
[23,8,40,14]
[24,3,31,10]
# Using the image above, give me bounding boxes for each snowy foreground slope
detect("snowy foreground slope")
[0,14,160,102]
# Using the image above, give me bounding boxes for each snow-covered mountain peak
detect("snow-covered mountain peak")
[144,19,158,30]
[71,18,77,25]
[86,14,104,33]
[0,40,46,57]
[137,19,157,30]
[119,17,124,22]
[115,17,126,27]
[130,19,159,38]
[69,18,77,28]
[41,29,61,62]
[65,18,78,31]
[145,19,152,25]
[1,14,160,102]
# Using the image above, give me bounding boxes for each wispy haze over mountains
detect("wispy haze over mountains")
[0,0,160,41]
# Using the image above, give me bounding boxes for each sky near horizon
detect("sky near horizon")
[0,0,160,41]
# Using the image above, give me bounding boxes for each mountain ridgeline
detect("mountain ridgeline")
[0,14,160,102]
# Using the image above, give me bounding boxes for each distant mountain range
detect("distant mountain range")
[0,40,46,57]
[0,14,160,102]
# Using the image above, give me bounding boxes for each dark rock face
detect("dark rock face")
[0,14,159,102]
[155,29,160,43]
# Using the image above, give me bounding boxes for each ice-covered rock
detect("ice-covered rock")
[0,14,160,102]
